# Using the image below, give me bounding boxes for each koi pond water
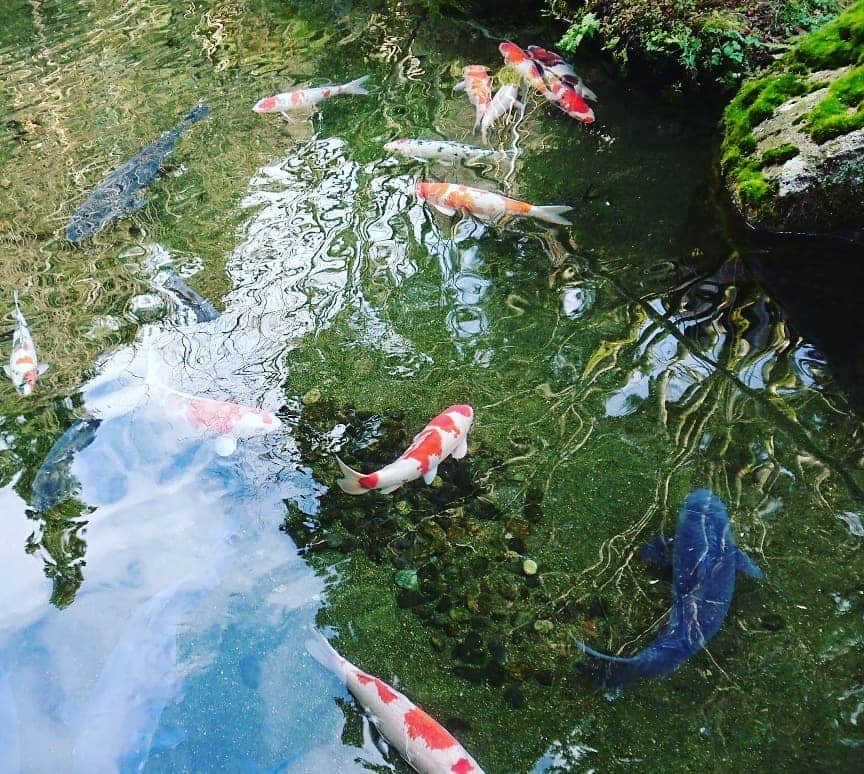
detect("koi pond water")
[1,1,862,771]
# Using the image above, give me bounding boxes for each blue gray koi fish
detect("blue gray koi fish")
[575,488,764,687]
[66,103,210,243]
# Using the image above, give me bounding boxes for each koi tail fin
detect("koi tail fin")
[342,75,370,96]
[182,102,211,127]
[573,639,642,687]
[305,630,346,679]
[530,204,573,226]
[334,455,369,495]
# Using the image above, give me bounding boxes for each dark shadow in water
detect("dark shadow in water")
[739,229,864,415]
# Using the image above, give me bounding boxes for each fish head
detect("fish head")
[252,95,279,113]
[499,41,528,66]
[559,89,594,123]
[16,369,37,396]
[528,46,566,69]
[463,64,490,78]
[233,407,282,437]
[447,403,474,433]
[383,139,406,154]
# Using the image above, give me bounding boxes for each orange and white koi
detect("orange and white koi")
[4,292,48,397]
[252,75,370,113]
[541,71,596,124]
[499,42,550,97]
[306,630,485,774]
[453,65,493,130]
[335,404,473,495]
[153,381,282,455]
[527,45,598,102]
[480,83,522,143]
[415,182,572,225]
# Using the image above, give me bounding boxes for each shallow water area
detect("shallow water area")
[0,1,863,772]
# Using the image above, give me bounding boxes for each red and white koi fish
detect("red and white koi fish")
[335,404,473,495]
[480,83,522,143]
[252,75,370,113]
[4,292,48,397]
[453,65,493,130]
[306,630,485,774]
[415,182,572,226]
[153,381,282,455]
[384,138,510,163]
[545,73,596,124]
[499,42,551,98]
[527,45,598,102]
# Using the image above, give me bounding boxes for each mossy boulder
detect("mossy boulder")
[720,2,864,238]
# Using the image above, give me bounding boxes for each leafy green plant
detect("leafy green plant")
[558,11,600,52]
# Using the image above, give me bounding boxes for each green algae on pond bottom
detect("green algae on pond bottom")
[0,0,862,770]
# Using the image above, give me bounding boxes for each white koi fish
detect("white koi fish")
[152,381,282,456]
[453,65,493,130]
[415,182,572,225]
[480,83,522,143]
[4,292,48,396]
[335,404,473,495]
[306,630,485,774]
[252,75,370,114]
[384,138,510,163]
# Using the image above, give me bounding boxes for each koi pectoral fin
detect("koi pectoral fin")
[2,365,11,378]
[429,202,457,217]
[38,363,49,375]
[735,547,765,579]
[422,467,438,485]
[379,482,403,494]
[214,436,237,456]
[451,437,469,459]
[640,536,673,567]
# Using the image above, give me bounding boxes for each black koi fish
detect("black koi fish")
[66,103,210,243]
[576,488,763,687]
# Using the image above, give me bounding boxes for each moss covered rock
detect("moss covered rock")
[720,2,864,237]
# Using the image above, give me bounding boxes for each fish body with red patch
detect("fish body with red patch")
[415,182,572,226]
[499,41,550,97]
[527,46,598,102]
[252,75,370,114]
[153,382,281,455]
[546,76,596,124]
[306,631,485,774]
[4,292,49,397]
[453,65,493,130]
[335,404,474,495]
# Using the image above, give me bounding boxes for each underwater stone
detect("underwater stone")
[522,558,538,576]
[127,293,166,323]
[395,568,419,591]
[503,685,526,709]
[301,388,322,405]
[395,500,412,515]
[533,619,554,634]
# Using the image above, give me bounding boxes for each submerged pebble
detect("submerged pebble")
[522,558,538,576]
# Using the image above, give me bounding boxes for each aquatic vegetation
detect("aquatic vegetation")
[720,1,864,222]
[0,0,863,771]
[550,0,843,87]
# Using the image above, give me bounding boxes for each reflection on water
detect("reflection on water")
[0,0,863,771]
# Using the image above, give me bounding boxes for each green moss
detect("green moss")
[761,143,800,165]
[738,168,775,208]
[721,2,864,214]
[793,1,864,68]
[806,64,864,141]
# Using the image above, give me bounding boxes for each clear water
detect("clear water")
[0,1,862,772]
